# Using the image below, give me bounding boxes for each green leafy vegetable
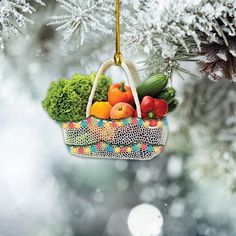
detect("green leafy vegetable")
[42,73,112,122]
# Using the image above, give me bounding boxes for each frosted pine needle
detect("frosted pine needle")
[0,0,45,52]
[124,0,236,77]
[49,0,113,47]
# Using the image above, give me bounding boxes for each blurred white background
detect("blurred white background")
[1,0,236,236]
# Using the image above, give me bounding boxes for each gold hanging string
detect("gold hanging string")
[114,0,122,66]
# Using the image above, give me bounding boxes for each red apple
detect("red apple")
[110,102,135,119]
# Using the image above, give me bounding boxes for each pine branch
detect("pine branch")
[48,0,113,47]
[123,0,236,76]
[0,0,45,52]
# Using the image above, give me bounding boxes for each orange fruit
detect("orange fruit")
[90,101,112,119]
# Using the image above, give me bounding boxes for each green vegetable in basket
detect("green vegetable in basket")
[42,73,112,122]
[168,98,179,113]
[156,87,176,104]
[136,73,168,99]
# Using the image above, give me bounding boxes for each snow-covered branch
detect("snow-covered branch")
[0,0,45,51]
[49,0,113,47]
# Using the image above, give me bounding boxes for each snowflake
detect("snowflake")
[0,0,45,51]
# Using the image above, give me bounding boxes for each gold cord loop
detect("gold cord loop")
[114,0,122,66]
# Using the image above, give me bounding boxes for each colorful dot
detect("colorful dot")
[132,118,138,125]
[87,117,92,123]
[141,144,147,151]
[157,120,162,128]
[126,117,132,123]
[127,147,132,153]
[163,118,168,126]
[107,145,113,152]
[78,147,84,154]
[104,121,110,127]
[149,119,157,127]
[114,147,120,153]
[144,120,149,127]
[84,147,91,154]
[69,122,75,129]
[123,119,129,125]
[81,120,87,128]
[62,123,68,129]
[96,143,102,149]
[75,122,81,128]
[132,144,139,151]
[138,119,143,126]
[147,145,154,152]
[91,145,97,152]
[154,146,160,153]
[111,121,117,128]
[102,143,107,148]
[121,147,126,153]
[71,147,77,154]
[117,121,123,127]
[98,120,104,127]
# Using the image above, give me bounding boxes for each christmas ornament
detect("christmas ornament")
[43,0,174,160]
[62,54,168,160]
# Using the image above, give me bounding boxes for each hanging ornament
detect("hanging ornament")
[43,0,178,160]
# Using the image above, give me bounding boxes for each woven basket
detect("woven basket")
[62,58,168,160]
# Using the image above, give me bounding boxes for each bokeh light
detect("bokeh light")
[128,204,163,236]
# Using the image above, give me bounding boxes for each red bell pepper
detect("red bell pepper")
[154,99,169,118]
[140,96,168,118]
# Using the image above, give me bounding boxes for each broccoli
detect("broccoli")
[42,73,112,122]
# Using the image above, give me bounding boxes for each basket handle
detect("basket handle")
[86,58,141,118]
[123,58,141,85]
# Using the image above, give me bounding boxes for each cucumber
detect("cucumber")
[157,87,176,104]
[137,73,168,99]
[168,99,179,113]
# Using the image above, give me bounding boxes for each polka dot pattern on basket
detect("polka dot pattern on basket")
[63,116,168,160]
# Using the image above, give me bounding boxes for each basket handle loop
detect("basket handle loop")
[86,58,142,118]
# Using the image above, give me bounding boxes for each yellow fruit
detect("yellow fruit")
[90,102,112,119]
